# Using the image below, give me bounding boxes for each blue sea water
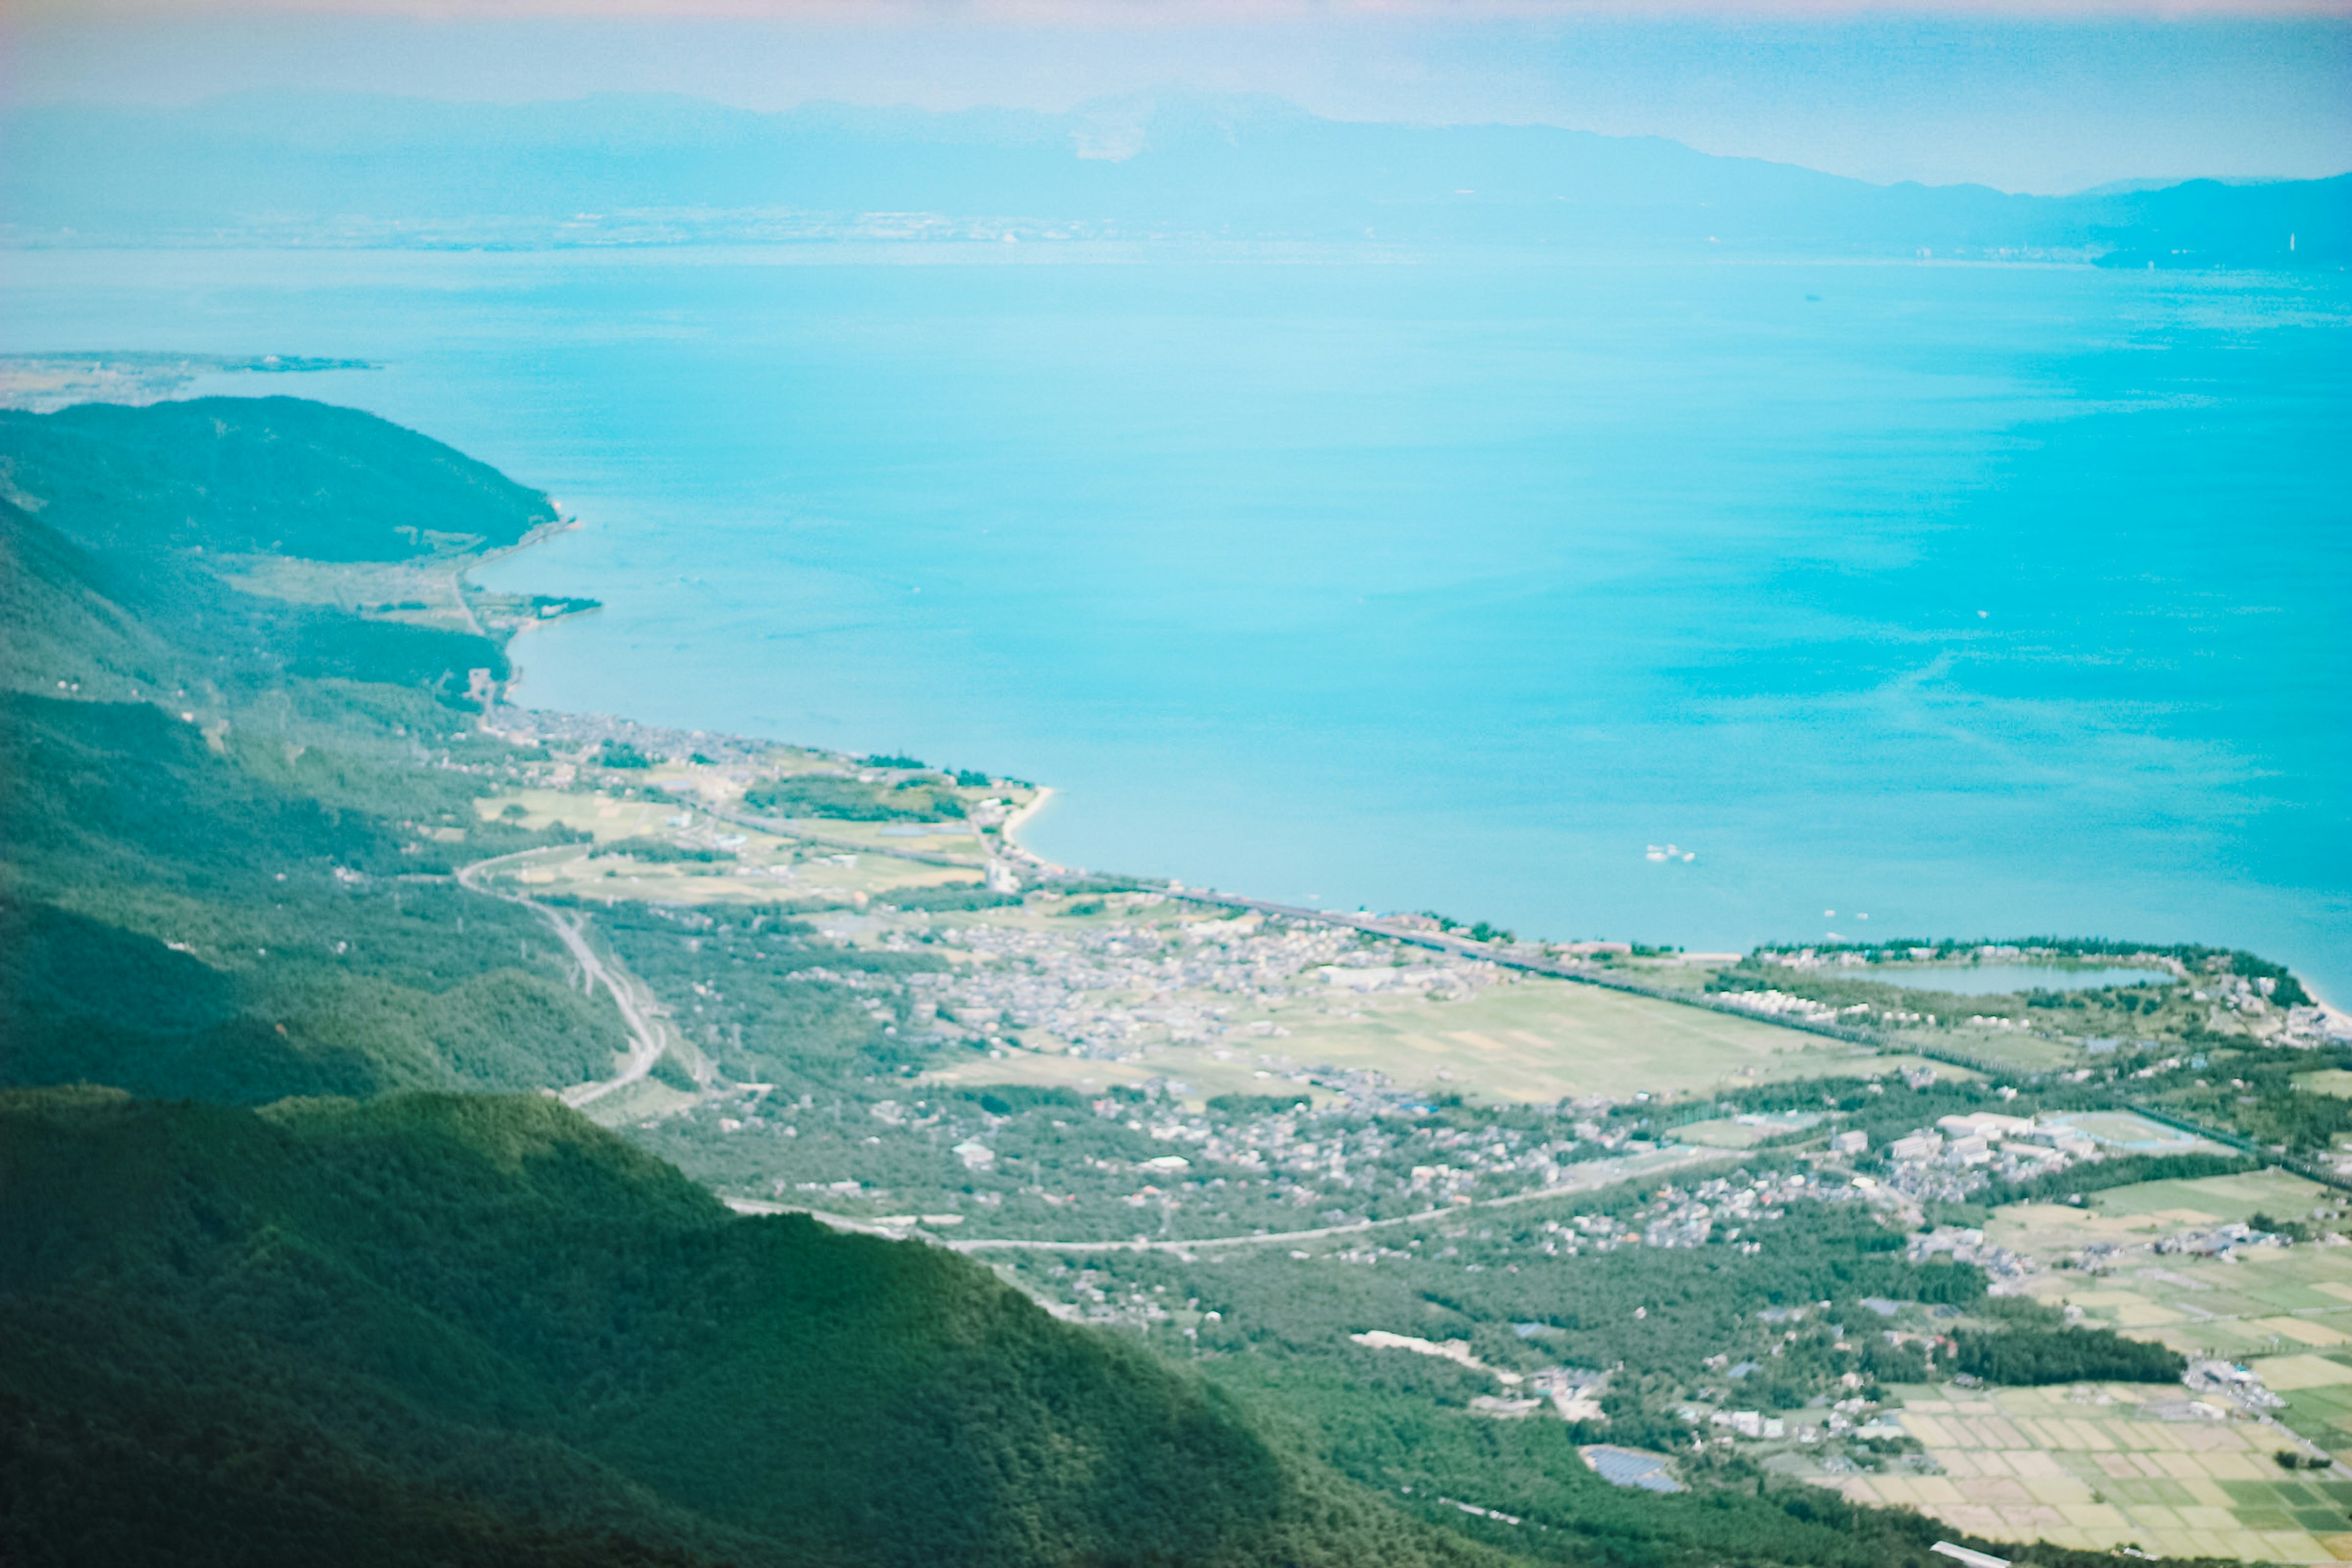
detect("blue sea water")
[7,246,2346,997]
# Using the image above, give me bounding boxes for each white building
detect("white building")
[1939,1112,2032,1141]
[2027,1121,2097,1156]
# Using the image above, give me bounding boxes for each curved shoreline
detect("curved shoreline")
[997,785,1057,867]
[456,505,2341,1027]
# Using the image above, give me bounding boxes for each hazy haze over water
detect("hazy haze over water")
[7,245,2345,996]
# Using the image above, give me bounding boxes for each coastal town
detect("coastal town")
[419,706,2352,1561]
[427,710,2352,1237]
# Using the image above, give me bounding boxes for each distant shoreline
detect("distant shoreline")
[998,786,1057,870]
[456,451,2340,1027]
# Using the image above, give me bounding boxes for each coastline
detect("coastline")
[997,785,1058,872]
[459,505,2342,1038]
[458,514,590,733]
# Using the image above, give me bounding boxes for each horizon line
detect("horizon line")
[9,86,2349,195]
[15,0,2352,21]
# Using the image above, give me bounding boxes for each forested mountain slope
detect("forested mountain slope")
[0,403,612,1102]
[0,396,1491,1568]
[0,1087,1484,1568]
[0,396,557,559]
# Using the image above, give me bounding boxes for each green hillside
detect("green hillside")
[0,495,510,704]
[0,396,557,560]
[0,395,1487,1568]
[0,1087,1484,1568]
[0,407,620,1104]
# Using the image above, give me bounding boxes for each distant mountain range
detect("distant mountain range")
[6,90,2345,265]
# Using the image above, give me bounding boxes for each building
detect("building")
[1829,1129,1868,1156]
[1937,1112,2032,1141]
[2026,1121,2097,1156]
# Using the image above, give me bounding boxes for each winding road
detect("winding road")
[456,846,675,1106]
[723,1142,1736,1254]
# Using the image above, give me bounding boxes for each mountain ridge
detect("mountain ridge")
[6,89,2343,263]
[0,1084,1488,1567]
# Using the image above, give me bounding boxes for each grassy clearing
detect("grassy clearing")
[1670,1117,1782,1149]
[2090,1170,2331,1221]
[1257,975,1935,1103]
[481,789,988,906]
[920,1043,1301,1107]
[216,552,475,630]
[1885,1025,2084,1072]
[578,1074,704,1129]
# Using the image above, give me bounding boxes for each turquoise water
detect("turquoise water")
[1885,966,2175,996]
[6,246,2346,997]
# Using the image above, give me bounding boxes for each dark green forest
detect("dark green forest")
[0,396,556,560]
[0,1088,1482,1568]
[0,394,641,1107]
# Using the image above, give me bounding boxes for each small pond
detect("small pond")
[1885,965,2174,996]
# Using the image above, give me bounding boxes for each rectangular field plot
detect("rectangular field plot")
[2045,1110,2226,1155]
[1882,1025,2081,1072]
[2265,1363,2352,1480]
[1817,1384,2352,1562]
[1256,976,1920,1102]
[1991,1172,2352,1368]
[2087,1170,2335,1222]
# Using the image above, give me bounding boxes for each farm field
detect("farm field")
[1254,975,1936,1102]
[921,1036,1314,1107]
[1817,1382,2352,1563]
[1883,1024,2086,1072]
[927,971,1946,1109]
[1995,1170,2352,1362]
[480,788,988,903]
[1893,1167,2352,1560]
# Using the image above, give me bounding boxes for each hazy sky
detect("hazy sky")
[10,6,2350,192]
